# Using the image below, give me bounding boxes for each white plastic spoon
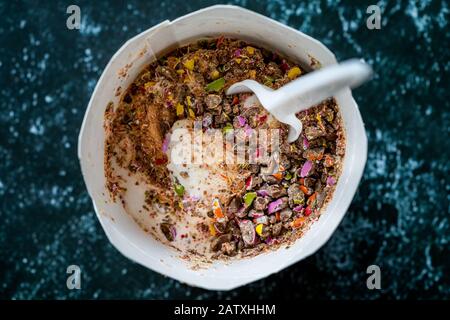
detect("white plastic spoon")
[226,59,373,142]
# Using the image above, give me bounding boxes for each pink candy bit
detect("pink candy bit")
[202,115,212,127]
[248,211,264,218]
[304,206,312,216]
[244,124,253,137]
[267,198,283,214]
[162,134,170,153]
[293,205,304,212]
[170,226,177,240]
[237,115,247,127]
[300,160,313,178]
[256,190,269,197]
[280,60,290,72]
[265,236,277,245]
[254,148,261,159]
[303,137,309,149]
[234,48,242,57]
[326,176,336,186]
[245,176,253,190]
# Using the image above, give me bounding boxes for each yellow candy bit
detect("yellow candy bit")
[186,95,192,107]
[212,198,221,210]
[235,58,242,64]
[326,112,334,122]
[183,58,195,71]
[211,70,220,80]
[248,70,256,79]
[176,103,184,116]
[176,69,185,75]
[287,66,302,79]
[144,82,155,89]
[209,223,216,236]
[316,113,325,129]
[222,113,230,120]
[316,114,323,125]
[255,224,263,236]
[246,46,255,55]
[188,108,195,119]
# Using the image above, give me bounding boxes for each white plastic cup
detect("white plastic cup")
[78,5,367,290]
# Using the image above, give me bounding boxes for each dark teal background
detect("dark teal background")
[0,0,449,299]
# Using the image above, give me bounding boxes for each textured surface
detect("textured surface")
[0,0,448,299]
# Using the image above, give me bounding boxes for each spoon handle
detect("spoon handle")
[270,59,372,114]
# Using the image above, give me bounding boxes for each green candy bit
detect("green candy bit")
[174,184,185,197]
[243,192,257,207]
[285,172,292,180]
[222,123,234,135]
[206,77,225,92]
[263,76,274,86]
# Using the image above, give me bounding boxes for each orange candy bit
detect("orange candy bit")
[272,165,285,180]
[212,198,225,221]
[307,192,317,206]
[214,207,224,219]
[292,216,307,229]
[275,212,281,222]
[300,185,309,195]
[272,172,283,180]
[308,151,324,161]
